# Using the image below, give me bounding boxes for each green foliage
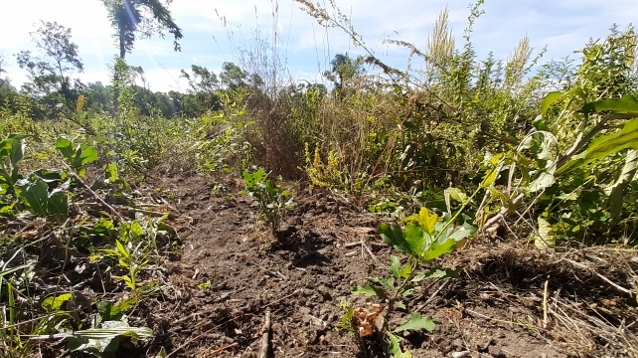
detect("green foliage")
[349,207,474,356]
[101,0,183,59]
[242,167,294,234]
[0,133,29,195]
[55,136,98,176]
[15,21,85,119]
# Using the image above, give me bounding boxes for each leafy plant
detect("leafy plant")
[55,136,98,177]
[0,133,29,196]
[242,167,294,234]
[349,207,474,356]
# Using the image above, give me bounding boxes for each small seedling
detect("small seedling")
[349,207,474,357]
[242,167,294,234]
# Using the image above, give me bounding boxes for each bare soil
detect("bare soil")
[129,173,638,358]
[18,172,638,358]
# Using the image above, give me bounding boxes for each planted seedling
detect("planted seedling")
[242,167,294,235]
[349,207,474,357]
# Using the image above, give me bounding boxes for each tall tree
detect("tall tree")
[323,53,365,96]
[15,21,84,107]
[101,0,183,59]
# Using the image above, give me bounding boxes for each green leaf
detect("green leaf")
[394,313,436,333]
[404,223,426,256]
[437,220,476,243]
[379,223,411,255]
[425,268,461,279]
[444,188,470,213]
[78,145,98,167]
[387,333,412,358]
[43,293,73,312]
[399,263,412,280]
[528,171,555,193]
[401,286,419,297]
[352,285,387,299]
[15,175,68,217]
[581,95,638,117]
[64,321,153,358]
[480,166,499,189]
[557,117,638,175]
[541,91,564,120]
[390,256,401,279]
[420,238,456,262]
[55,137,74,159]
[369,276,395,290]
[532,114,551,131]
[407,207,438,235]
[16,177,48,215]
[606,150,638,221]
[115,240,130,259]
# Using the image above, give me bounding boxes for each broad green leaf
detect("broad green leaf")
[55,137,74,159]
[395,301,406,310]
[390,256,401,279]
[606,149,637,221]
[399,263,412,280]
[16,177,49,215]
[352,285,387,299]
[404,223,426,256]
[557,117,638,175]
[65,322,153,358]
[78,145,98,166]
[369,276,395,290]
[394,313,436,333]
[581,95,638,117]
[387,333,412,358]
[411,273,427,282]
[426,268,461,279]
[444,188,470,213]
[97,301,122,322]
[379,223,411,255]
[411,208,438,235]
[420,238,456,262]
[43,293,73,312]
[437,220,477,243]
[541,91,564,119]
[47,186,70,216]
[10,138,26,169]
[401,287,418,297]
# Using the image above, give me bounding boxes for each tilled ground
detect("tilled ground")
[131,173,637,358]
[14,173,637,358]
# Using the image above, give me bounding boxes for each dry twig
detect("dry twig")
[259,310,272,358]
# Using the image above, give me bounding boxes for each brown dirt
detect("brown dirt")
[83,174,638,357]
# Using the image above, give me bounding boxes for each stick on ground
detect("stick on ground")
[259,310,272,358]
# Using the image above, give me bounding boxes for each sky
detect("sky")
[0,0,636,93]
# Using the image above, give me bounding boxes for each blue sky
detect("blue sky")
[1,0,636,93]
